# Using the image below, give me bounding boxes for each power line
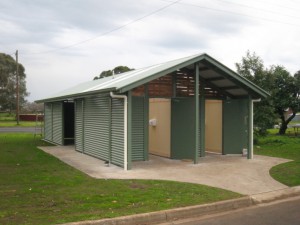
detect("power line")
[214,0,300,20]
[23,0,181,55]
[245,0,300,12]
[162,0,300,27]
[19,0,300,56]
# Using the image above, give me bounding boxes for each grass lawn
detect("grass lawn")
[0,121,40,127]
[0,134,242,225]
[0,112,15,121]
[255,131,300,187]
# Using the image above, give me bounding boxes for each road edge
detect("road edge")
[64,186,300,225]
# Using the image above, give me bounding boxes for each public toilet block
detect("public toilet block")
[36,53,269,170]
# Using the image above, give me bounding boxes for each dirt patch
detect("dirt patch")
[129,183,148,190]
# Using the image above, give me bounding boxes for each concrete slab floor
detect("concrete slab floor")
[39,146,291,195]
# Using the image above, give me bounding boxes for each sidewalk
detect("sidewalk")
[39,145,290,195]
[38,145,298,224]
[65,186,300,225]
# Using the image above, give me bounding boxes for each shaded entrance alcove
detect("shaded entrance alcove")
[63,101,75,145]
[132,67,229,161]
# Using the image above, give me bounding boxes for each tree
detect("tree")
[236,51,276,135]
[269,66,300,134]
[0,53,29,112]
[236,51,300,135]
[22,102,44,113]
[294,70,300,91]
[93,65,133,80]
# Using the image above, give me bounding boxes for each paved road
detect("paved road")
[0,127,41,133]
[161,196,300,225]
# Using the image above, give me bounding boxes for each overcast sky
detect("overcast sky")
[1,0,300,102]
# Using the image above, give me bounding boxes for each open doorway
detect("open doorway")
[63,101,75,145]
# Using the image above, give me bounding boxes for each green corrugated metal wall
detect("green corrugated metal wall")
[75,99,84,153]
[52,102,63,145]
[83,95,110,160]
[44,103,52,141]
[45,92,145,167]
[73,94,126,167]
[111,98,125,167]
[44,102,63,145]
[131,96,145,161]
[198,115,201,157]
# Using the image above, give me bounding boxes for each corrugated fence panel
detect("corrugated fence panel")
[199,122,201,157]
[84,95,110,161]
[44,103,52,142]
[132,96,145,161]
[75,99,84,152]
[52,102,63,145]
[111,98,124,167]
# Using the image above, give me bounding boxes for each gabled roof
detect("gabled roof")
[36,53,269,103]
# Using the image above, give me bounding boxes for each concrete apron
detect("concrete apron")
[39,146,290,195]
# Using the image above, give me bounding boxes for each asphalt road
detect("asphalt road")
[162,196,300,225]
[0,127,41,133]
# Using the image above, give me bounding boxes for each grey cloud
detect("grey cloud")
[165,1,255,34]
[150,28,209,50]
[0,0,171,52]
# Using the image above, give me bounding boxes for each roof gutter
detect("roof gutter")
[252,98,261,103]
[110,91,128,171]
[35,88,116,103]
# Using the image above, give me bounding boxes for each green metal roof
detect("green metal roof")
[36,53,269,103]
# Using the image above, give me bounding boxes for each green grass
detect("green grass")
[0,134,241,225]
[255,133,300,187]
[0,112,15,121]
[0,121,40,127]
[270,161,300,187]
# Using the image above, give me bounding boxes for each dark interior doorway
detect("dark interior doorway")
[63,102,75,145]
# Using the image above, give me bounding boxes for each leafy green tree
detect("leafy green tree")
[269,66,300,134]
[93,66,133,80]
[236,51,300,135]
[0,53,29,112]
[294,70,300,89]
[236,51,275,135]
[22,102,44,113]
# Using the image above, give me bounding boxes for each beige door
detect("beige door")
[205,100,223,153]
[149,98,171,157]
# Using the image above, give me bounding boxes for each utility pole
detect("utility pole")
[15,50,19,125]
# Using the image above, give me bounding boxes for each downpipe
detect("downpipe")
[250,98,261,159]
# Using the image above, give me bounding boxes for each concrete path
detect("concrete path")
[39,145,290,195]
